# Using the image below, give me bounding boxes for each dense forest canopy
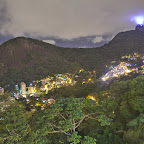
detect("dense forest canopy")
[0,76,144,143]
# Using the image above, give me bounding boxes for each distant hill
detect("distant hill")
[0,37,79,72]
[60,30,144,74]
[0,37,80,85]
[0,29,144,86]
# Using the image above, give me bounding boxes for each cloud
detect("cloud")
[42,40,56,45]
[1,0,144,39]
[0,0,11,35]
[92,36,104,43]
[106,35,115,42]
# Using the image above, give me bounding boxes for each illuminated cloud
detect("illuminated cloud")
[1,0,144,40]
[92,36,104,43]
[42,40,56,45]
[0,0,11,35]
[106,35,115,42]
[134,16,144,25]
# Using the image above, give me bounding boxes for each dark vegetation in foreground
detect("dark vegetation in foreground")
[0,75,144,144]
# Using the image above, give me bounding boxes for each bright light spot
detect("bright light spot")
[88,78,91,81]
[135,16,144,25]
[125,69,131,73]
[101,76,109,81]
[86,96,96,101]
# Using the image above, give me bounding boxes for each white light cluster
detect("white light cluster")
[135,16,144,25]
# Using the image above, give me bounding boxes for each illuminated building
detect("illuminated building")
[28,86,34,96]
[21,82,26,98]
[40,85,45,91]
[47,99,55,104]
[134,16,144,31]
[40,79,47,84]
[71,80,77,86]
[135,17,144,31]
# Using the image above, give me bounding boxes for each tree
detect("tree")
[28,98,111,143]
[0,92,10,102]
[0,102,30,143]
[101,76,144,143]
[123,114,144,144]
[83,136,97,144]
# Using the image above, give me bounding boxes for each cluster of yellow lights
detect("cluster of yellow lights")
[101,62,136,81]
[68,78,72,83]
[101,77,109,81]
[121,53,140,59]
[86,96,96,101]
[88,78,92,82]
[79,69,84,73]
[82,81,85,84]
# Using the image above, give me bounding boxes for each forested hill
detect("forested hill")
[0,37,80,75]
[0,37,81,85]
[60,30,144,74]
[1,29,144,85]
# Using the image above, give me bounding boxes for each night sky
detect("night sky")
[0,0,144,47]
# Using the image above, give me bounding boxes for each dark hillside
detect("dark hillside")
[1,29,144,85]
[60,30,144,75]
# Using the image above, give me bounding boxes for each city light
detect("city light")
[101,53,144,82]
[86,96,96,101]
[135,16,144,25]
